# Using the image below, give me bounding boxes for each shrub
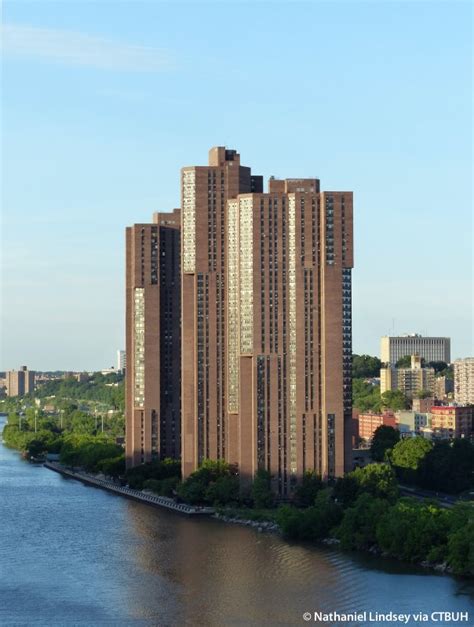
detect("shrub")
[294,471,323,506]
[376,498,451,563]
[336,493,388,550]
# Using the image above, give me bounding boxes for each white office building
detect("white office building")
[381,334,450,365]
[117,350,126,373]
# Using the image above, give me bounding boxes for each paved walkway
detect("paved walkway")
[44,461,214,516]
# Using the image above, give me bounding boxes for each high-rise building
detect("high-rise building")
[380,354,435,399]
[125,209,181,467]
[454,358,474,405]
[380,334,450,365]
[117,350,126,373]
[181,147,353,493]
[6,366,35,397]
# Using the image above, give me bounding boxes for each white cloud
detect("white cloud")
[1,23,173,72]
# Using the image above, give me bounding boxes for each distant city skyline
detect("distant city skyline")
[2,1,472,370]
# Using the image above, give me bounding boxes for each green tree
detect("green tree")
[99,454,126,478]
[276,505,303,540]
[414,389,432,399]
[447,521,474,576]
[294,471,323,506]
[125,458,181,489]
[143,476,179,497]
[352,463,399,502]
[446,504,474,576]
[251,469,274,509]
[176,459,236,505]
[205,474,240,505]
[277,489,342,541]
[380,390,409,411]
[427,361,448,375]
[395,355,423,368]
[176,479,207,504]
[376,498,451,563]
[370,425,400,462]
[352,354,382,378]
[336,493,388,550]
[333,464,398,507]
[333,474,360,507]
[352,378,381,413]
[389,437,433,484]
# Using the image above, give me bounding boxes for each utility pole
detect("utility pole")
[34,408,37,434]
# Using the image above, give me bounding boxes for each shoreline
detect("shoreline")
[43,461,214,516]
[38,458,469,580]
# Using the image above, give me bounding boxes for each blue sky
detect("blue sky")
[1,1,472,371]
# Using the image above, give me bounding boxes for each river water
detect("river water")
[0,415,473,627]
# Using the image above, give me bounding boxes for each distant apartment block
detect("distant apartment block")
[357,411,397,441]
[395,410,430,434]
[454,358,474,405]
[430,406,474,440]
[380,354,435,399]
[381,334,450,365]
[6,366,35,397]
[117,350,126,373]
[125,209,181,466]
[412,397,435,413]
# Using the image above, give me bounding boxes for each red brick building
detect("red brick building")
[357,412,397,442]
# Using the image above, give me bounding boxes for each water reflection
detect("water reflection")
[1,414,473,627]
[125,501,473,626]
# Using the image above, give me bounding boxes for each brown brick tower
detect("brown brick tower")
[126,148,353,494]
[181,148,263,478]
[181,148,353,494]
[125,209,181,467]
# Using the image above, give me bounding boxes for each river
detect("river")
[0,415,473,626]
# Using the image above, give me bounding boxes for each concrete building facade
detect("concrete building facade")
[125,209,181,467]
[117,350,126,373]
[381,334,450,365]
[395,410,430,434]
[454,358,474,405]
[380,354,435,399]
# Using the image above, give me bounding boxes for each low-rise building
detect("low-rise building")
[395,410,430,434]
[429,406,474,440]
[358,411,397,442]
[412,397,435,413]
[74,372,89,383]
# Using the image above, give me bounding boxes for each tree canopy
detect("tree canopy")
[352,354,382,378]
[370,425,400,461]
